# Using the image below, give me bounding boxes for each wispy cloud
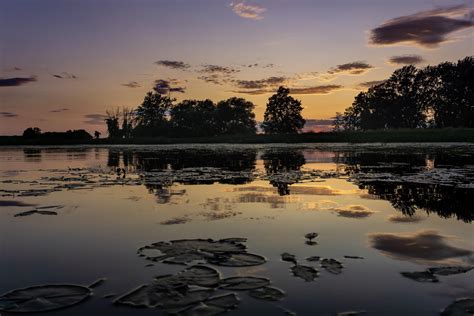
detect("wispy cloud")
[0,111,19,118]
[122,81,141,88]
[50,108,70,113]
[83,114,107,125]
[0,76,37,87]
[198,64,240,85]
[231,1,266,20]
[357,80,385,89]
[52,72,77,79]
[290,85,343,95]
[327,61,374,75]
[303,118,335,133]
[369,5,473,48]
[155,60,190,70]
[153,79,186,94]
[388,55,425,65]
[200,64,240,75]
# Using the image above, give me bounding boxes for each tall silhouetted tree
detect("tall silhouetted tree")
[170,99,217,137]
[261,87,305,134]
[134,91,173,137]
[121,107,134,139]
[105,108,121,138]
[215,97,257,134]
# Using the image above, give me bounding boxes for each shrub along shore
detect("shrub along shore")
[2,128,473,146]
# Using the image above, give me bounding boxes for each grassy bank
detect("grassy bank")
[1,128,473,146]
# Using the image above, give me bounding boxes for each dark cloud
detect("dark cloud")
[197,74,223,85]
[290,85,343,94]
[122,81,141,88]
[0,111,19,118]
[52,72,77,79]
[155,60,190,70]
[357,80,385,89]
[244,63,274,68]
[389,55,425,65]
[328,62,374,75]
[368,230,472,263]
[83,113,107,125]
[50,108,70,113]
[369,5,473,48]
[387,214,425,223]
[0,76,37,87]
[153,79,186,94]
[233,76,287,89]
[200,64,240,75]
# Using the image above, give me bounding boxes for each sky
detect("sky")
[0,0,473,135]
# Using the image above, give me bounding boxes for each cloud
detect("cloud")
[327,61,374,75]
[369,5,473,48]
[331,205,376,218]
[0,111,19,118]
[303,118,335,133]
[155,60,191,70]
[52,72,77,79]
[153,79,186,94]
[244,63,274,68]
[231,1,266,20]
[233,76,287,89]
[368,229,472,264]
[357,80,385,89]
[50,108,70,113]
[387,214,425,223]
[83,113,107,125]
[200,64,240,75]
[290,85,343,95]
[388,55,425,65]
[0,76,37,87]
[122,81,141,88]
[197,64,240,85]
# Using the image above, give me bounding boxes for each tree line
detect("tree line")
[105,86,305,138]
[334,56,473,130]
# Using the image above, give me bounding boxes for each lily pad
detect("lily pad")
[441,298,474,316]
[305,232,318,240]
[306,256,321,262]
[281,252,297,263]
[178,265,221,287]
[400,271,439,283]
[248,286,285,301]
[178,294,239,316]
[0,284,92,313]
[428,266,473,276]
[137,238,267,267]
[344,255,364,259]
[321,259,344,275]
[291,264,319,281]
[220,277,270,290]
[208,253,266,267]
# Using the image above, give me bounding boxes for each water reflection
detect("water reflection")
[17,146,474,223]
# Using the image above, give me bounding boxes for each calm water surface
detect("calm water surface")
[0,144,473,315]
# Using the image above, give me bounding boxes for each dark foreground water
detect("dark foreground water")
[0,144,473,315]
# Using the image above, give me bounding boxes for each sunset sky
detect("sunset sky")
[1,0,473,135]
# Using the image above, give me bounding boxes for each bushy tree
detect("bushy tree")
[261,87,305,134]
[23,127,42,138]
[215,97,257,135]
[134,91,173,136]
[170,99,217,137]
[105,108,121,138]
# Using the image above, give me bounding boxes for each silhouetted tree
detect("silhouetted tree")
[261,87,305,134]
[335,57,473,131]
[105,108,121,138]
[121,107,134,138]
[215,97,257,135]
[94,131,101,139]
[170,99,217,136]
[23,127,42,138]
[134,91,173,137]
